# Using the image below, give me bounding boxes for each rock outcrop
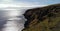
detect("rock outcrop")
[22,4,60,31]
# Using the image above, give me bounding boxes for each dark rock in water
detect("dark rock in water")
[22,4,60,31]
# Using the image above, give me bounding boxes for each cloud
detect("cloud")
[0,0,46,8]
[0,0,13,3]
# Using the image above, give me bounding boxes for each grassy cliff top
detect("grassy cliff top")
[22,4,60,31]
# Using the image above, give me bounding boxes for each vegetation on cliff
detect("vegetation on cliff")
[22,4,60,31]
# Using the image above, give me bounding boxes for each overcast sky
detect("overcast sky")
[0,0,60,7]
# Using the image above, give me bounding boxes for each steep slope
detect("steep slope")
[22,4,60,31]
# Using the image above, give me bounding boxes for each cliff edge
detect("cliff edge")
[22,4,60,31]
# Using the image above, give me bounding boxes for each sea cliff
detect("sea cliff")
[22,4,60,31]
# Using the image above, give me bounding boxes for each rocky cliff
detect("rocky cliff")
[22,4,60,31]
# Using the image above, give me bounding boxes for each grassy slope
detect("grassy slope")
[22,4,60,31]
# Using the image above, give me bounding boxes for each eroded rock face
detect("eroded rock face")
[22,4,60,31]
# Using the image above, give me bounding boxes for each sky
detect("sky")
[0,0,60,7]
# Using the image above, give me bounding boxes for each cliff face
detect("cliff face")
[22,4,60,31]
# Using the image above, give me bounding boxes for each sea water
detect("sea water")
[0,7,28,31]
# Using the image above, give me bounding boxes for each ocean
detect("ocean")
[0,7,29,31]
